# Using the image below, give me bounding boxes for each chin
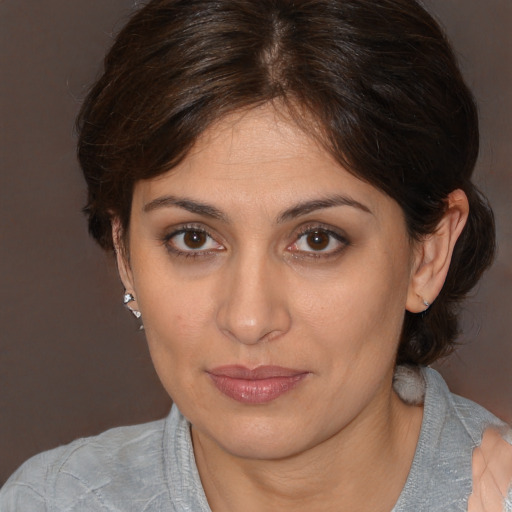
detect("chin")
[194,410,324,461]
[219,431,311,461]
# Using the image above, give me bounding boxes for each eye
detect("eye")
[288,227,348,256]
[164,226,224,256]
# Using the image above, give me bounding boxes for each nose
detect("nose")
[216,251,291,345]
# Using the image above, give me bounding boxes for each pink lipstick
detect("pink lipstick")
[207,365,309,404]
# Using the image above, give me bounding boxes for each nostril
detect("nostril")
[219,323,279,346]
[215,259,292,345]
[217,303,291,346]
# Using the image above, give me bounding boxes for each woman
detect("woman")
[1,0,511,510]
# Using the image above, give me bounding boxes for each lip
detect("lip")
[207,365,309,404]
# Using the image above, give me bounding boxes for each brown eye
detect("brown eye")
[183,230,207,249]
[290,227,348,256]
[166,227,225,256]
[306,231,330,251]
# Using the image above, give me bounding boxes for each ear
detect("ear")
[406,189,469,313]
[112,217,135,295]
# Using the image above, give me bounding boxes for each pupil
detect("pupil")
[184,231,206,249]
[307,231,329,250]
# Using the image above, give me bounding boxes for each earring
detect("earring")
[422,299,431,311]
[123,292,142,319]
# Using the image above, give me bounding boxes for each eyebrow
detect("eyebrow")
[143,195,228,221]
[143,193,372,223]
[276,195,373,223]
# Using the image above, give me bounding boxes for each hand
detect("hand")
[468,428,512,512]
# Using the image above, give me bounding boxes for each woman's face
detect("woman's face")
[121,105,419,460]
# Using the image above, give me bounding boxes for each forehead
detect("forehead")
[175,106,327,179]
[133,105,397,222]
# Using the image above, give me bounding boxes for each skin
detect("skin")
[115,104,469,511]
[468,429,512,512]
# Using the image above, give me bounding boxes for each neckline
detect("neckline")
[164,368,474,512]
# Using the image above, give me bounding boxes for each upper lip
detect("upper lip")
[208,365,308,379]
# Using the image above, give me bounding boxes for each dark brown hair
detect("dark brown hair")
[77,0,495,365]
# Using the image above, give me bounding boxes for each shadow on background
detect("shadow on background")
[1,0,511,485]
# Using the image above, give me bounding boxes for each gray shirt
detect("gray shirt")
[0,368,509,511]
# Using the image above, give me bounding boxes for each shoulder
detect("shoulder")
[0,417,170,511]
[468,428,512,512]
[429,367,512,511]
[422,367,506,443]
[394,367,511,511]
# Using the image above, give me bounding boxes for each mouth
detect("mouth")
[207,365,310,404]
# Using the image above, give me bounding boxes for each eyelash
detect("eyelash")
[161,223,349,260]
[162,224,224,259]
[289,224,350,259]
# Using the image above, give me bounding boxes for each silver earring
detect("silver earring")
[423,299,431,310]
[123,292,135,305]
[123,291,142,319]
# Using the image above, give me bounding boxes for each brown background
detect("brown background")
[0,0,511,485]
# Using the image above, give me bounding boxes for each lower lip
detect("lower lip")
[208,374,308,404]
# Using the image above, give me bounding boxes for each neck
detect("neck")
[192,386,423,512]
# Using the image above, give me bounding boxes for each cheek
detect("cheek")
[137,282,216,402]
[129,252,217,358]
[142,283,215,349]
[293,247,410,359]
